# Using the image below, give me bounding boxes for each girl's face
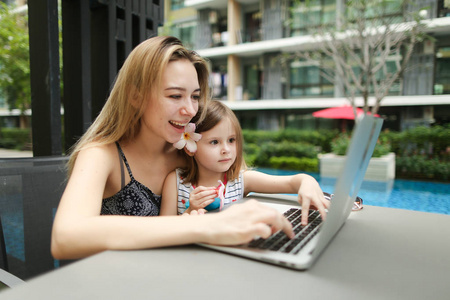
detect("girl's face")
[194,117,237,175]
[141,59,200,144]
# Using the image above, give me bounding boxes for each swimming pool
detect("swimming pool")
[257,168,450,215]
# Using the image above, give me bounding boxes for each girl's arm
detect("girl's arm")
[160,171,179,216]
[51,149,294,259]
[243,170,329,225]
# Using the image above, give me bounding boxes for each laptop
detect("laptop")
[198,114,384,270]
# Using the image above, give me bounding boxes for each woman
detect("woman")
[51,36,293,259]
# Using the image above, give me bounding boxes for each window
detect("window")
[347,52,402,96]
[210,62,228,100]
[290,0,336,36]
[289,59,333,97]
[435,46,450,94]
[243,64,261,100]
[346,0,403,26]
[243,11,261,43]
[171,21,196,50]
[438,0,450,17]
[171,0,185,11]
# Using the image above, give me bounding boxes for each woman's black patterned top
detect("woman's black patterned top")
[101,143,161,216]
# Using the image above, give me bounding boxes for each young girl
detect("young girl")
[51,37,293,259]
[161,100,329,225]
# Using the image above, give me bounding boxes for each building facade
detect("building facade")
[163,0,450,131]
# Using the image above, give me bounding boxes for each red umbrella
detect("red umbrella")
[312,106,379,120]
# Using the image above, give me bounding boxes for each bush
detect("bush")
[330,134,349,156]
[242,130,278,144]
[268,156,318,172]
[396,155,449,181]
[243,128,337,153]
[384,125,450,160]
[0,128,31,150]
[384,125,449,181]
[250,141,319,167]
[243,143,260,166]
[330,132,391,157]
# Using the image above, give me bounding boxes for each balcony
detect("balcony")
[196,16,450,58]
[185,0,259,10]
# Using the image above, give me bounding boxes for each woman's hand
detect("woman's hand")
[297,176,330,225]
[187,186,217,211]
[202,200,294,245]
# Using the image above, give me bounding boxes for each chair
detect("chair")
[1,196,25,289]
[0,268,25,290]
[0,156,70,280]
[0,213,8,271]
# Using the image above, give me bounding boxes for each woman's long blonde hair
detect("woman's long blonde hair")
[67,36,210,174]
[180,100,247,185]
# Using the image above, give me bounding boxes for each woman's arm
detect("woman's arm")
[243,170,329,225]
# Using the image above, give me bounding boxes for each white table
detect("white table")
[2,203,449,300]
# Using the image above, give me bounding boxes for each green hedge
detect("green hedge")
[0,128,32,150]
[330,132,391,157]
[243,129,338,153]
[383,125,450,159]
[268,156,318,172]
[243,129,326,172]
[396,155,449,181]
[384,125,449,181]
[244,140,320,170]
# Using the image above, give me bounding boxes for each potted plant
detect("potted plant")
[319,132,395,181]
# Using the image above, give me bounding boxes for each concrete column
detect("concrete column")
[227,55,241,101]
[227,0,241,45]
[227,0,242,101]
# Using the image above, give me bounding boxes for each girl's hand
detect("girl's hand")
[188,186,217,210]
[297,176,330,225]
[202,200,294,245]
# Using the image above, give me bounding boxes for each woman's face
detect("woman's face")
[141,59,201,144]
[194,117,238,175]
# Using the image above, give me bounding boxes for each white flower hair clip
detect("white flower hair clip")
[173,123,202,156]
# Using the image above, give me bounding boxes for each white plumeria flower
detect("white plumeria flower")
[173,123,202,154]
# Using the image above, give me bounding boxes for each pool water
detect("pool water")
[257,168,450,215]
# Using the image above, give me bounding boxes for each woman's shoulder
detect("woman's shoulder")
[76,142,118,171]
[69,142,119,190]
[163,169,181,189]
[78,142,117,158]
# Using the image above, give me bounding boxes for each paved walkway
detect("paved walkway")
[0,148,33,158]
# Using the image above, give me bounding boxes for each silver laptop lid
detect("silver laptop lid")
[311,114,384,260]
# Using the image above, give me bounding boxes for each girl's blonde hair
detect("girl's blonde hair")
[67,36,210,174]
[180,100,247,185]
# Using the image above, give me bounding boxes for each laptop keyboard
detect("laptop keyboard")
[247,208,322,254]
